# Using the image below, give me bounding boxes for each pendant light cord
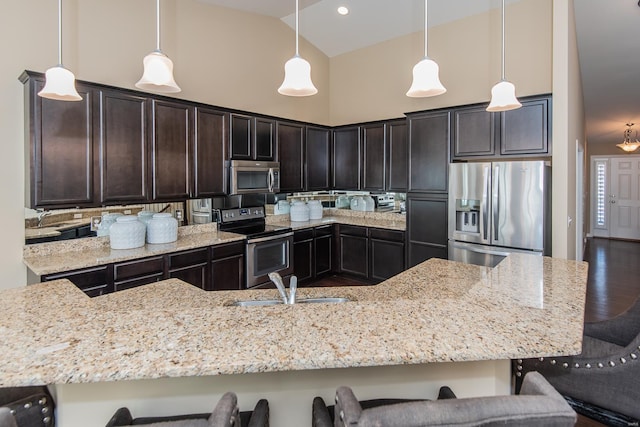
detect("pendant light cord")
[156,0,161,52]
[295,0,299,56]
[501,0,505,80]
[57,0,63,65]
[423,0,428,58]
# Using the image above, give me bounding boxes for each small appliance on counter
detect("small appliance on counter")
[372,194,395,210]
[187,199,213,224]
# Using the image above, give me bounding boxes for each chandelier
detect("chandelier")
[616,123,640,153]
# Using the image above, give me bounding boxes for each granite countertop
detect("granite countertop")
[23,224,246,276]
[266,208,406,232]
[0,253,588,387]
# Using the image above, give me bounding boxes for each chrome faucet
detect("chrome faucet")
[268,272,297,305]
[37,210,51,228]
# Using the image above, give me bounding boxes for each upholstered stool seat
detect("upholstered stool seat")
[105,392,269,427]
[0,386,54,427]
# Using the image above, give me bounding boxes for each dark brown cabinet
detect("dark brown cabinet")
[193,107,228,197]
[361,124,386,191]
[500,96,550,156]
[408,111,450,193]
[407,193,448,267]
[24,73,95,208]
[96,89,149,204]
[168,247,210,290]
[277,121,305,192]
[386,119,408,192]
[229,114,275,161]
[42,265,112,298]
[293,225,333,285]
[451,105,497,159]
[370,228,405,281]
[339,225,369,278]
[150,99,192,200]
[332,126,361,190]
[113,256,165,292]
[305,126,332,191]
[210,241,245,291]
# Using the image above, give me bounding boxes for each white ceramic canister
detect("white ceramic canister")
[97,213,123,237]
[308,200,323,219]
[146,213,178,244]
[137,210,156,226]
[290,201,310,222]
[109,215,146,249]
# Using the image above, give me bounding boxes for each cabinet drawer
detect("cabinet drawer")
[294,229,314,242]
[211,241,245,260]
[369,228,405,243]
[113,256,165,282]
[168,248,209,270]
[314,225,333,237]
[114,274,163,292]
[43,265,110,288]
[339,225,367,237]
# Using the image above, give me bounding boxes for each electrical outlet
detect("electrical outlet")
[90,216,102,232]
[124,209,132,215]
[175,209,183,221]
[73,213,83,219]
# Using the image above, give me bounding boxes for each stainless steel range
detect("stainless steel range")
[215,207,293,288]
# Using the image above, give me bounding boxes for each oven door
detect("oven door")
[245,232,294,288]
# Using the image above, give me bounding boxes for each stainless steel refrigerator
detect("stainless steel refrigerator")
[448,161,551,267]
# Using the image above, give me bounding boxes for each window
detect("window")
[594,159,607,229]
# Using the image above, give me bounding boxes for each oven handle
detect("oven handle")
[246,231,294,244]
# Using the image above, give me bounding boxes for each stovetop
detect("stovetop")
[216,207,291,239]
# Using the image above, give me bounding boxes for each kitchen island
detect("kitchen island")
[2,253,588,426]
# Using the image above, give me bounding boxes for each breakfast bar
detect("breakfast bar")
[1,252,588,426]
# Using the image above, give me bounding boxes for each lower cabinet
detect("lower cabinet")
[407,193,448,267]
[338,225,405,283]
[293,225,334,285]
[42,241,246,296]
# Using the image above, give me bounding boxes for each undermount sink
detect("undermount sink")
[230,297,349,307]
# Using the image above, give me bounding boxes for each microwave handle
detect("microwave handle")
[268,168,275,192]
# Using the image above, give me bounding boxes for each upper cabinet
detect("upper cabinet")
[305,126,332,191]
[229,113,275,161]
[332,126,361,190]
[24,74,95,208]
[408,110,450,193]
[193,107,228,198]
[451,94,551,161]
[386,119,408,192]
[361,123,386,192]
[277,121,305,193]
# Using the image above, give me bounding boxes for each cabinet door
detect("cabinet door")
[168,248,210,289]
[407,194,448,267]
[210,242,245,291]
[150,99,192,200]
[293,230,314,283]
[28,78,94,208]
[333,127,361,190]
[370,229,405,281]
[408,111,450,193]
[96,89,149,204]
[361,123,386,191]
[42,265,113,297]
[278,121,305,192]
[113,256,165,292]
[306,126,331,191]
[452,105,497,159]
[194,107,228,197]
[230,113,253,160]
[339,225,368,278]
[386,119,408,192]
[254,117,275,161]
[314,229,333,277]
[500,96,550,156]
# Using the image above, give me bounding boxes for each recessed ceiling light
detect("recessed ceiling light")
[337,6,349,15]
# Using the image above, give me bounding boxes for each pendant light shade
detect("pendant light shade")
[136,0,181,93]
[38,0,81,102]
[487,0,521,112]
[406,0,446,98]
[278,0,317,96]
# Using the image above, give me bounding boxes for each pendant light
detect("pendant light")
[136,0,181,93]
[487,0,521,112]
[406,0,446,97]
[616,123,640,153]
[38,0,82,101]
[278,0,318,97]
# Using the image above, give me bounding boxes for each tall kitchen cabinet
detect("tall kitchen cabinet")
[277,121,305,192]
[406,110,450,266]
[305,126,332,191]
[21,71,229,208]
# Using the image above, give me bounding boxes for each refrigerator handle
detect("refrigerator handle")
[493,165,500,241]
[482,165,490,240]
[450,241,511,257]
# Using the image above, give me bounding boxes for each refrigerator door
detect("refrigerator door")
[448,162,491,245]
[492,161,546,251]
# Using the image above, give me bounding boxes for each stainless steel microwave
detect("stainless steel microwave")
[229,160,280,195]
